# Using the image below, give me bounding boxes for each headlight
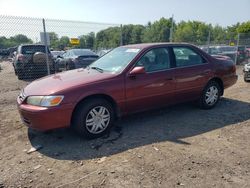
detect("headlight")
[26,96,64,107]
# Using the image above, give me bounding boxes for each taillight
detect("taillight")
[17,54,25,62]
[232,65,236,73]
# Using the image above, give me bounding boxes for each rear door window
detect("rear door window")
[173,47,205,67]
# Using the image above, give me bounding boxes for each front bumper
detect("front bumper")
[17,102,74,131]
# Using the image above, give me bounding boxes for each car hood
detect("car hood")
[24,68,116,96]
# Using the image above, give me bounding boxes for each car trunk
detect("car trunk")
[76,55,98,68]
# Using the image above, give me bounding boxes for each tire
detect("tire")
[66,63,70,70]
[72,98,115,139]
[16,69,24,80]
[199,81,221,109]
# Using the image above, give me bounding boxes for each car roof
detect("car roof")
[20,44,45,46]
[123,42,197,49]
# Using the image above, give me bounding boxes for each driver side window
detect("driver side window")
[136,48,170,73]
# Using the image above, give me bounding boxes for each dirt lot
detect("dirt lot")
[0,60,250,188]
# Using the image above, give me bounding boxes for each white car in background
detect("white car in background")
[243,63,250,82]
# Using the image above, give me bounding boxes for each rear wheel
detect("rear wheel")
[72,98,114,139]
[199,81,221,109]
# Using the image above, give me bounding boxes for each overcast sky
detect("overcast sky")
[0,0,249,26]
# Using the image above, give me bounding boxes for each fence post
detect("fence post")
[234,33,240,65]
[120,24,123,46]
[207,30,211,48]
[42,18,50,75]
[169,14,174,42]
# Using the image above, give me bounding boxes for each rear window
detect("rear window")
[21,46,48,54]
[218,46,236,52]
[72,49,97,57]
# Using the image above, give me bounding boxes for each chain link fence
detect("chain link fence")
[0,15,119,81]
[1,15,250,85]
[195,32,250,65]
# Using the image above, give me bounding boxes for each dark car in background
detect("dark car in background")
[200,46,232,61]
[51,50,65,60]
[237,46,247,63]
[97,49,111,57]
[215,46,237,62]
[17,43,237,139]
[200,46,222,55]
[13,44,55,80]
[55,49,99,71]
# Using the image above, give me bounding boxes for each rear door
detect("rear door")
[172,46,212,103]
[125,47,176,113]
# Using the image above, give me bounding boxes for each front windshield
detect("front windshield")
[90,47,141,73]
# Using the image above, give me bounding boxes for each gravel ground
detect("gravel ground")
[0,60,250,188]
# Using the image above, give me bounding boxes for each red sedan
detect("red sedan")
[17,43,238,138]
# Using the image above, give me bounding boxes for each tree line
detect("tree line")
[0,17,250,50]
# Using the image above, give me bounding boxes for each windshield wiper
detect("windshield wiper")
[90,66,104,73]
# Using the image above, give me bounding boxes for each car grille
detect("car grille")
[18,90,26,103]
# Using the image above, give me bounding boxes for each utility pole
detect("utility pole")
[120,24,123,46]
[169,14,174,42]
[207,30,211,48]
[42,18,50,75]
[234,33,240,65]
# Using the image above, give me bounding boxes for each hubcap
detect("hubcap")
[205,86,219,105]
[85,106,110,134]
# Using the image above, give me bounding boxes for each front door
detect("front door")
[125,47,176,114]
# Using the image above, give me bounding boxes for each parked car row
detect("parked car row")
[12,44,99,80]
[200,45,249,64]
[0,46,17,59]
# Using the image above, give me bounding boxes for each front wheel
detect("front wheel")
[199,81,221,109]
[72,98,114,139]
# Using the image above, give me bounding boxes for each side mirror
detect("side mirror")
[129,66,146,75]
[57,55,63,59]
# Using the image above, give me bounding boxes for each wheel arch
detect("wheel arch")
[71,94,120,125]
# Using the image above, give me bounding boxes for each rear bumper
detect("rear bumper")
[17,103,74,131]
[224,74,238,89]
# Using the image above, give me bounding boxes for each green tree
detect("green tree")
[237,21,250,33]
[85,32,95,49]
[10,34,32,44]
[0,34,33,49]
[58,36,70,50]
[95,27,121,49]
[210,25,227,44]
[142,17,172,42]
[174,21,210,45]
[48,32,59,49]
